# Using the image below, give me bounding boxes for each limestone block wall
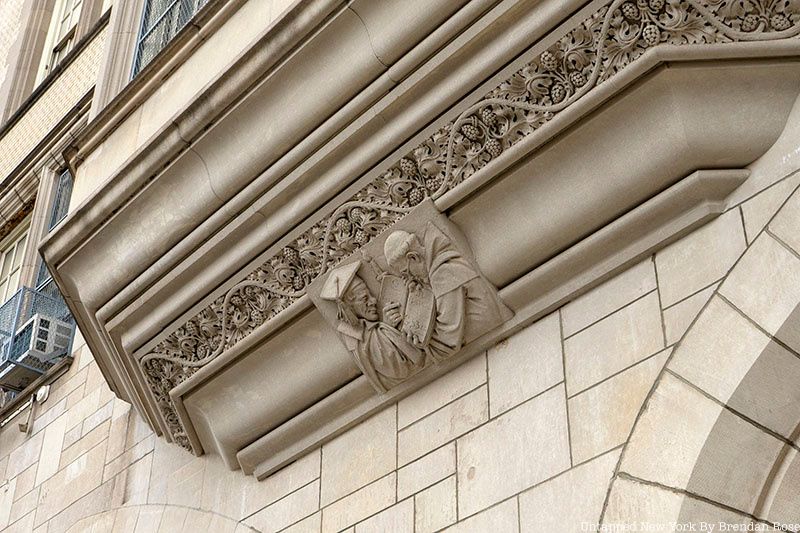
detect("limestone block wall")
[1,97,800,533]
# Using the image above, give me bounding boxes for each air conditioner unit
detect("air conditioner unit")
[0,389,16,409]
[14,314,72,362]
[0,314,73,391]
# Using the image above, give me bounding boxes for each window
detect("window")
[0,227,29,304]
[47,169,73,232]
[131,0,209,77]
[37,0,84,82]
[36,169,74,291]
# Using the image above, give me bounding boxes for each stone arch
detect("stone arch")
[63,504,261,533]
[600,185,800,531]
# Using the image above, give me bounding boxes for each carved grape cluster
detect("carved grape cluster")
[705,0,798,32]
[532,44,594,107]
[397,158,427,206]
[451,105,507,181]
[268,246,307,291]
[330,205,387,251]
[224,285,282,344]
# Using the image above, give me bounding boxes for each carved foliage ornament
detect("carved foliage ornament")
[140,0,800,449]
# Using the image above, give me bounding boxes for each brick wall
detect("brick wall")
[0,25,106,181]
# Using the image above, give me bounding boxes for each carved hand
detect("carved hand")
[406,330,423,347]
[383,302,402,328]
[406,278,422,292]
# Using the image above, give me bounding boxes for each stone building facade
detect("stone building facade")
[0,0,797,532]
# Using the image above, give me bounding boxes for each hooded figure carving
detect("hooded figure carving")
[320,261,425,393]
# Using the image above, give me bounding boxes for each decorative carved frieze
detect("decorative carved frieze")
[140,0,800,448]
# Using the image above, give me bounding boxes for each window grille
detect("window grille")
[131,0,210,78]
[0,181,76,396]
[35,170,73,290]
[0,286,75,389]
[48,169,73,231]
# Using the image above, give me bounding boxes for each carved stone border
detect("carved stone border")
[140,0,800,449]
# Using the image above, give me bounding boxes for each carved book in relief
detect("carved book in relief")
[309,200,513,393]
[379,272,436,348]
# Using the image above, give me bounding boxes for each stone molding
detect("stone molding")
[43,0,506,452]
[88,0,147,118]
[0,0,53,123]
[0,92,91,297]
[78,0,342,166]
[81,0,246,143]
[136,0,800,449]
[162,57,800,468]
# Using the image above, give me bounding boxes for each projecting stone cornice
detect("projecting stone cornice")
[41,0,800,471]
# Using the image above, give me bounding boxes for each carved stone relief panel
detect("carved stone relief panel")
[138,0,800,449]
[308,200,512,393]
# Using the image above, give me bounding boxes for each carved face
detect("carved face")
[343,276,379,321]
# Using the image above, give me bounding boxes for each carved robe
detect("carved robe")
[422,222,513,361]
[337,319,426,393]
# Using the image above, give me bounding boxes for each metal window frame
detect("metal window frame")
[35,169,74,290]
[130,0,208,78]
[0,222,31,305]
[47,168,74,231]
[42,0,85,77]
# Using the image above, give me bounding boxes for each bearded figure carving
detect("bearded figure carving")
[382,222,513,363]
